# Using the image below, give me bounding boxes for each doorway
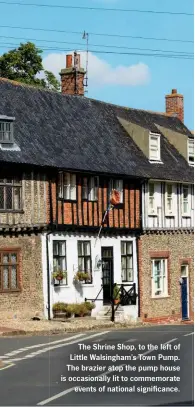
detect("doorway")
[180,264,189,320]
[101,247,114,305]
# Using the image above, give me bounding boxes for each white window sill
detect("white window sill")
[182,214,191,218]
[148,212,157,216]
[149,160,163,164]
[151,295,170,299]
[165,213,176,217]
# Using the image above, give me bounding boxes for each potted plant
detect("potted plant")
[74,303,88,317]
[66,304,76,318]
[52,270,67,283]
[113,284,120,305]
[52,302,67,318]
[73,271,90,282]
[85,301,96,316]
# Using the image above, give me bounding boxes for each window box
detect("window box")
[73,271,91,282]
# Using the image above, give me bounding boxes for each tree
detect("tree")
[0,42,60,91]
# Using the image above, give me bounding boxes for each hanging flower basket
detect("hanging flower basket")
[52,271,67,282]
[73,271,90,282]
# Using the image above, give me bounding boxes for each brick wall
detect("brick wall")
[139,232,194,322]
[0,235,44,319]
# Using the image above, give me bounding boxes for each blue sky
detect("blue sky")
[0,0,194,129]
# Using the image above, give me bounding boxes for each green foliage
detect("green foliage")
[52,270,67,280]
[113,285,120,300]
[74,271,90,281]
[52,302,67,312]
[85,301,96,311]
[0,42,60,91]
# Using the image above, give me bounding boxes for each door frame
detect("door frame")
[180,263,189,320]
[101,246,114,305]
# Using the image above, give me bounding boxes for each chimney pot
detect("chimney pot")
[172,89,177,94]
[66,54,73,68]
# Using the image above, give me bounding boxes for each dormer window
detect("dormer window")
[0,116,15,145]
[188,138,194,166]
[149,133,161,162]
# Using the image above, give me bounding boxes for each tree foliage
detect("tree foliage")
[0,42,60,91]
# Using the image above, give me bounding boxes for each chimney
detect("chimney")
[60,52,86,96]
[165,89,184,122]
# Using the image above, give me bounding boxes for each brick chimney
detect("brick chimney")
[165,89,184,122]
[60,52,86,96]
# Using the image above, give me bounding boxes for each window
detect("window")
[0,251,20,292]
[182,185,190,215]
[165,184,174,215]
[121,242,133,282]
[53,241,67,285]
[0,121,14,144]
[181,263,189,278]
[58,172,76,200]
[78,241,92,283]
[0,177,22,211]
[148,183,156,214]
[188,139,194,165]
[149,133,161,161]
[109,179,123,203]
[151,259,168,297]
[82,177,99,201]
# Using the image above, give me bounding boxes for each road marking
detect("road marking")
[37,336,173,406]
[1,333,85,358]
[0,363,15,371]
[184,332,194,337]
[161,338,177,346]
[126,339,136,343]
[4,331,110,363]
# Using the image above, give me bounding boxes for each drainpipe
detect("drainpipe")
[46,231,53,320]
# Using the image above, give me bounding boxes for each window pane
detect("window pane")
[126,243,132,255]
[127,256,133,269]
[58,173,63,198]
[78,257,84,271]
[0,186,4,209]
[58,257,66,271]
[13,187,21,210]
[85,258,91,271]
[6,186,12,209]
[3,266,9,289]
[121,257,126,269]
[149,184,154,196]
[183,186,188,199]
[121,242,126,255]
[11,266,17,288]
[58,242,66,256]
[3,254,9,264]
[84,242,90,256]
[82,178,88,199]
[11,253,17,263]
[78,242,83,256]
[53,242,58,256]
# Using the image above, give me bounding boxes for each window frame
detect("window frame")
[77,241,92,284]
[82,176,99,202]
[58,172,77,201]
[121,241,134,282]
[0,120,14,144]
[182,185,190,216]
[165,183,175,216]
[149,133,161,162]
[108,179,124,204]
[0,248,21,293]
[52,240,68,285]
[0,177,22,212]
[148,182,157,215]
[151,258,168,298]
[188,138,194,166]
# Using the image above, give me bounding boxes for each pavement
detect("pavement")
[0,325,194,406]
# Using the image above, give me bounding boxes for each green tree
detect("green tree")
[0,42,60,91]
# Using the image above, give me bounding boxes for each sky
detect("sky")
[0,0,194,129]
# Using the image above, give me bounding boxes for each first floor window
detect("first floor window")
[109,179,123,203]
[121,241,133,282]
[82,177,99,201]
[0,251,19,291]
[182,185,189,215]
[165,183,174,214]
[53,241,67,284]
[78,241,92,283]
[0,177,22,211]
[148,183,155,213]
[58,172,76,200]
[151,258,168,297]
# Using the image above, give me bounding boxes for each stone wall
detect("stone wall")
[0,234,44,319]
[138,232,194,322]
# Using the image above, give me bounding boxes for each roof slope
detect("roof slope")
[0,79,193,182]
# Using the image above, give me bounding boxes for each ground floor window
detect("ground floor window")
[121,241,134,282]
[151,258,168,297]
[78,241,92,283]
[0,250,20,292]
[53,241,67,285]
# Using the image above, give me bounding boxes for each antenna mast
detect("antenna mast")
[82,31,89,94]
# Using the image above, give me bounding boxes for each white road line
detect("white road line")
[126,339,136,343]
[184,332,194,337]
[161,338,177,346]
[4,331,110,363]
[3,333,85,358]
[37,336,176,406]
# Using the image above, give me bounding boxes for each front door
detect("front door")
[181,264,189,320]
[101,247,114,305]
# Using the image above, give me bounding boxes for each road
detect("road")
[0,325,194,406]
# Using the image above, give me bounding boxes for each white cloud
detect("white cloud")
[42,51,150,87]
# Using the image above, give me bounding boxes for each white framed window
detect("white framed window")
[165,183,175,216]
[109,179,123,203]
[121,241,133,282]
[78,241,92,283]
[149,133,161,161]
[53,241,67,285]
[188,139,194,166]
[0,121,14,144]
[182,185,190,216]
[151,259,168,298]
[148,183,156,214]
[82,176,99,201]
[58,172,76,200]
[181,263,189,278]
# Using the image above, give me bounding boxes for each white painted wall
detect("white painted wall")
[42,232,138,320]
[143,182,194,229]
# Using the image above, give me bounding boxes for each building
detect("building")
[0,57,193,322]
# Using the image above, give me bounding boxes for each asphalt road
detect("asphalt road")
[0,325,194,406]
